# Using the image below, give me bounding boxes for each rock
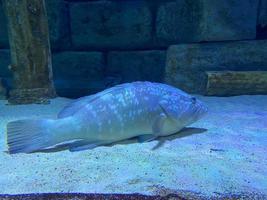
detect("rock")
[0,78,7,99]
[52,51,105,97]
[156,0,258,45]
[206,71,267,96]
[107,50,166,83]
[70,1,152,50]
[45,0,71,51]
[0,0,9,48]
[165,40,267,94]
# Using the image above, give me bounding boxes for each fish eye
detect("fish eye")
[191,97,196,104]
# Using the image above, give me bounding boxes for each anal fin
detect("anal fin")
[42,139,83,150]
[69,140,111,152]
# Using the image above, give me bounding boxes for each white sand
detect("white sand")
[0,96,266,197]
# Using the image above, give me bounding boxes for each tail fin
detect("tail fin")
[7,119,54,154]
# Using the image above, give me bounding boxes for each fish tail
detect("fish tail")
[6,119,57,154]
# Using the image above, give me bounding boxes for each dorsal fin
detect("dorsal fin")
[57,95,93,118]
[57,83,132,118]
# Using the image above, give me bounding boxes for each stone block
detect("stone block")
[107,50,166,83]
[0,0,9,48]
[0,49,11,78]
[156,0,258,45]
[52,51,105,97]
[0,78,7,99]
[156,0,202,45]
[52,51,105,80]
[258,0,267,27]
[200,0,258,41]
[54,79,106,98]
[257,0,267,39]
[45,0,71,51]
[206,71,267,96]
[165,40,267,94]
[70,1,152,50]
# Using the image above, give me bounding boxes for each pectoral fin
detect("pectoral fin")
[137,134,157,143]
[152,113,167,136]
[137,113,167,143]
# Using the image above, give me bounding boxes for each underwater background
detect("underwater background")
[1,0,267,98]
[0,0,267,199]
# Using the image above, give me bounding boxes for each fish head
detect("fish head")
[162,93,208,128]
[184,96,208,124]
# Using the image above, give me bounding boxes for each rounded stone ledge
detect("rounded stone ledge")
[8,88,57,105]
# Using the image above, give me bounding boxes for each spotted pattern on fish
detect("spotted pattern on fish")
[58,82,208,144]
[6,82,208,154]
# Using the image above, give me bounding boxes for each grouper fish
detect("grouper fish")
[6,82,208,154]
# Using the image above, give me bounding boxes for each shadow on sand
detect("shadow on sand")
[30,127,207,153]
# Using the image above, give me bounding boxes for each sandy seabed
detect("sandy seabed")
[0,95,266,199]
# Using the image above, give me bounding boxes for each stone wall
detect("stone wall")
[165,40,267,94]
[0,0,266,97]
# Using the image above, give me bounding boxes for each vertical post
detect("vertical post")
[3,0,56,104]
